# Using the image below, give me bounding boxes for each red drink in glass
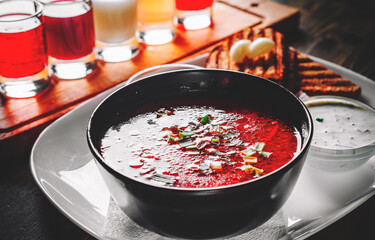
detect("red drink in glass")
[44,1,95,60]
[0,0,50,98]
[43,0,97,79]
[176,0,213,11]
[175,0,213,30]
[0,15,47,78]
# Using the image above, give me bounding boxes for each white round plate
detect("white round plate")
[30,54,375,239]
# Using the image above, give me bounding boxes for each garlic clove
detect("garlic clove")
[229,39,252,63]
[246,37,275,58]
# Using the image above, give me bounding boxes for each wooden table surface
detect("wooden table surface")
[1,0,375,239]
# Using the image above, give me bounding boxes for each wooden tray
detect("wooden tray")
[0,1,299,158]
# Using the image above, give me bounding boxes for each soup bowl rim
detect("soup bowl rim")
[87,68,314,192]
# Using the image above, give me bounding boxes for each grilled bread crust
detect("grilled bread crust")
[205,27,361,98]
[296,53,361,98]
[206,28,288,86]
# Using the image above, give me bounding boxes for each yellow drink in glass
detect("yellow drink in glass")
[137,0,176,45]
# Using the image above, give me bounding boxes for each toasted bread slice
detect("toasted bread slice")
[205,28,299,93]
[297,53,361,99]
[206,28,287,85]
[205,27,361,99]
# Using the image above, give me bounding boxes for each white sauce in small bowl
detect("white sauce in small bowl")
[306,99,375,149]
[304,96,375,171]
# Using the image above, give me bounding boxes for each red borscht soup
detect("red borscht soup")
[100,100,301,188]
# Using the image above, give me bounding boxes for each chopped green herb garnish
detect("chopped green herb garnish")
[223,130,238,139]
[209,161,222,170]
[196,140,210,150]
[170,125,182,134]
[214,150,226,156]
[179,131,195,138]
[261,151,272,158]
[241,148,256,156]
[168,135,176,143]
[241,165,264,177]
[227,138,243,147]
[150,173,175,185]
[220,156,234,165]
[200,115,212,124]
[211,136,220,144]
[252,142,265,152]
[178,138,195,148]
[316,117,324,122]
[199,162,212,174]
[244,156,258,163]
[186,151,200,155]
[186,145,198,150]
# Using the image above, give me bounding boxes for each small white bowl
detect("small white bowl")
[304,96,375,172]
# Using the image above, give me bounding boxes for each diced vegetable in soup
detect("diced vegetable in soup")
[100,103,301,188]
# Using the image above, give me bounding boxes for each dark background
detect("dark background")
[273,0,375,239]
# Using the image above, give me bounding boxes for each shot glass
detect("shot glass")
[92,0,139,62]
[137,0,177,45]
[0,0,50,98]
[42,0,97,79]
[176,0,213,30]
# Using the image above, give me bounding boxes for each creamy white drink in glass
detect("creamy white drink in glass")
[92,0,139,62]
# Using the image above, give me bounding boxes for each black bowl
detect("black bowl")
[87,69,313,239]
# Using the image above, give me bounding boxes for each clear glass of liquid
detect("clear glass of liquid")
[92,0,139,62]
[176,0,213,30]
[0,0,50,98]
[136,0,177,45]
[41,0,97,80]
